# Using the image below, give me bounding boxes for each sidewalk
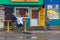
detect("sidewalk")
[0,30,60,40]
[29,30,60,34]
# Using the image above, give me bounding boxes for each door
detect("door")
[31,9,39,26]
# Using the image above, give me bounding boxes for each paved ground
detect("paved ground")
[0,30,60,40]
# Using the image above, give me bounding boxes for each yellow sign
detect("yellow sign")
[39,8,45,27]
[11,0,38,2]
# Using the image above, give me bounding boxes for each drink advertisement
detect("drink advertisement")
[47,5,59,19]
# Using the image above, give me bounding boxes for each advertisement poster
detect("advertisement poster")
[47,5,59,19]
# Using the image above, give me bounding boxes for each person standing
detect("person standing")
[16,15,24,28]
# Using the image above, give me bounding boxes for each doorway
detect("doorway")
[30,8,39,26]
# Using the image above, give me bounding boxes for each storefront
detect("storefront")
[0,0,44,28]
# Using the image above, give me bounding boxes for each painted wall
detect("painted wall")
[26,18,30,27]
[45,0,60,26]
[45,0,60,5]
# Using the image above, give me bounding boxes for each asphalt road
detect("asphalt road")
[0,30,60,40]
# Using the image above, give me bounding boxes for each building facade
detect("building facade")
[0,0,45,28]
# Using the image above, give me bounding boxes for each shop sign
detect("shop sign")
[11,0,38,2]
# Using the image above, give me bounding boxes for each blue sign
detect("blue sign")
[45,0,60,5]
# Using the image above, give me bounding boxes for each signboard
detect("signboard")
[39,8,45,27]
[47,5,59,19]
[0,0,43,5]
[11,0,38,2]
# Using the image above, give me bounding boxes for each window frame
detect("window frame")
[14,7,30,18]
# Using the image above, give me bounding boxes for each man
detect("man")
[16,15,24,28]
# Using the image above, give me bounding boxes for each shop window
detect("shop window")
[15,7,29,18]
[32,10,38,19]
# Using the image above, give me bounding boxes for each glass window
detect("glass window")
[15,7,29,18]
[32,10,38,19]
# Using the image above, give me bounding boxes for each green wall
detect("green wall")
[0,0,43,5]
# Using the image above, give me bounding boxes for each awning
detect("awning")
[0,0,43,5]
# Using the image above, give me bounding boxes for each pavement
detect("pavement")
[0,30,60,40]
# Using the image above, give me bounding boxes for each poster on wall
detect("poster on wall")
[47,5,59,19]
